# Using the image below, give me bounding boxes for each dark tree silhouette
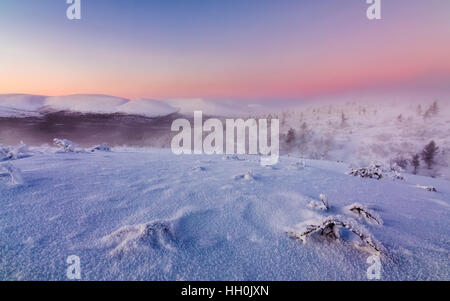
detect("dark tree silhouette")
[285,128,295,144]
[340,112,348,128]
[421,141,439,169]
[412,154,420,174]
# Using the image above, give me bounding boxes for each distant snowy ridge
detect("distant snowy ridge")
[0,94,178,118]
[0,94,265,118]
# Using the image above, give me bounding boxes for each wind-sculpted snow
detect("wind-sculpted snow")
[0,148,449,280]
[102,220,177,256]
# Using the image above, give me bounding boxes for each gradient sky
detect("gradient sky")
[1,0,449,100]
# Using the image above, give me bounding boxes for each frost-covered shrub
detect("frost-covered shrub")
[387,169,404,181]
[287,215,383,254]
[90,144,111,152]
[346,203,383,225]
[348,164,383,180]
[53,138,78,152]
[0,162,23,185]
[234,171,255,181]
[416,185,437,192]
[223,155,244,161]
[0,142,31,161]
[308,194,329,211]
[289,159,306,170]
[102,220,175,256]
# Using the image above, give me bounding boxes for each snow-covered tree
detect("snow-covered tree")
[340,112,348,128]
[424,101,439,119]
[285,128,296,145]
[411,154,420,174]
[421,141,439,169]
[416,104,423,116]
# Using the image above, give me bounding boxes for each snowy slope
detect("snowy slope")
[44,95,129,114]
[0,94,47,117]
[0,148,448,280]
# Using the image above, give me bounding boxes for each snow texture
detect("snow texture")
[0,148,449,280]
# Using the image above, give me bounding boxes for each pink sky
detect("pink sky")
[1,0,449,100]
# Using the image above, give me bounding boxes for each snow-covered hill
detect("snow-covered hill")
[0,148,448,280]
[0,94,178,118]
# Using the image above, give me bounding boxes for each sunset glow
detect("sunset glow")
[1,0,449,100]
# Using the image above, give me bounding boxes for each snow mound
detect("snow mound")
[102,220,176,256]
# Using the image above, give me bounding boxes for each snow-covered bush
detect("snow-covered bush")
[289,159,306,170]
[0,142,31,161]
[287,215,383,254]
[348,164,383,180]
[192,166,206,172]
[223,155,244,161]
[53,138,78,152]
[346,203,383,225]
[0,162,23,185]
[90,144,111,152]
[308,194,329,211]
[234,171,255,181]
[388,169,404,180]
[416,185,437,192]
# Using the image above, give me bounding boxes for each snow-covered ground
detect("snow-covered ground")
[1,148,448,280]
